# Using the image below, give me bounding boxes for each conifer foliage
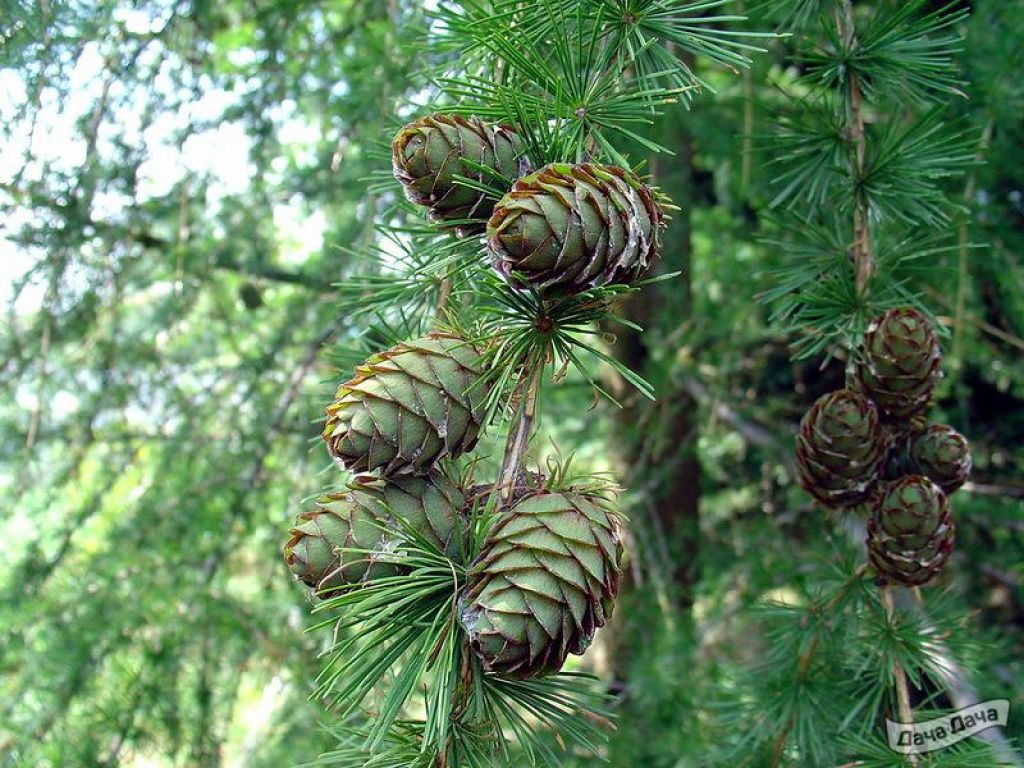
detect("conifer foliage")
[278,2,768,765]
[733,1,1011,766]
[6,1,1023,766]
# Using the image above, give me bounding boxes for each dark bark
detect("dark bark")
[612,114,699,609]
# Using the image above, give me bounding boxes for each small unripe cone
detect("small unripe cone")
[794,389,887,508]
[460,490,624,678]
[283,469,468,597]
[856,308,941,420]
[904,424,971,494]
[487,162,664,295]
[323,333,488,476]
[283,492,398,598]
[392,113,523,231]
[867,475,954,586]
[361,470,470,561]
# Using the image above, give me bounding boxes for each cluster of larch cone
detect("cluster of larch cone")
[795,308,972,586]
[282,113,668,678]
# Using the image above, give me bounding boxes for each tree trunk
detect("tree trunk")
[612,114,699,609]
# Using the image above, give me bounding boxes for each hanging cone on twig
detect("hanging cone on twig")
[867,475,954,587]
[282,492,399,598]
[392,113,524,232]
[323,333,488,476]
[361,469,470,561]
[795,389,887,508]
[856,308,941,421]
[889,423,972,494]
[486,162,665,295]
[283,468,469,597]
[905,424,971,495]
[460,489,624,678]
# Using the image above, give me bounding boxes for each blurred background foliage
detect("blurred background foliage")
[0,1,1021,766]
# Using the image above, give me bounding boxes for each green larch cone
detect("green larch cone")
[323,333,488,476]
[486,162,665,295]
[902,424,972,494]
[460,490,624,678]
[867,475,954,586]
[357,469,470,562]
[283,468,469,597]
[392,113,523,231]
[282,492,399,598]
[856,308,942,420]
[794,389,887,508]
